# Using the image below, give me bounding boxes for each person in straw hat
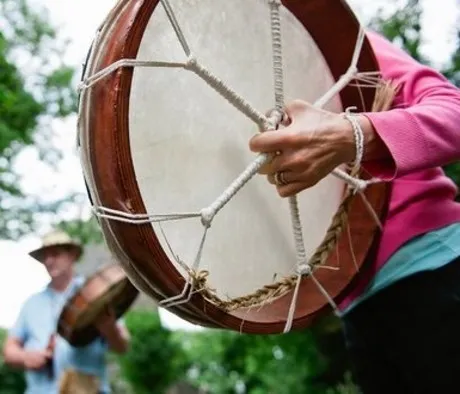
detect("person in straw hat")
[2,229,130,394]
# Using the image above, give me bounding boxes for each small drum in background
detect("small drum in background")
[57,263,139,347]
[77,0,392,334]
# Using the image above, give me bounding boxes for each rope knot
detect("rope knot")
[192,270,209,287]
[348,65,359,77]
[352,177,382,194]
[263,108,285,131]
[200,207,215,228]
[350,179,370,194]
[296,264,312,276]
[185,55,198,70]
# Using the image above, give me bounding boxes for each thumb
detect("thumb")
[284,100,311,118]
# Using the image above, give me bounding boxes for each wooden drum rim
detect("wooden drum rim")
[57,264,140,346]
[86,0,390,333]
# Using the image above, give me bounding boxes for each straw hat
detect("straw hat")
[29,230,83,263]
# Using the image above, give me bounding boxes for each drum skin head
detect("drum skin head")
[77,0,390,334]
[57,264,139,347]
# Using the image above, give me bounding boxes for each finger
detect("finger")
[276,181,313,198]
[249,130,283,153]
[258,155,279,175]
[259,151,305,175]
[266,169,321,195]
[36,350,47,357]
[266,170,299,185]
[267,174,276,185]
[249,129,298,153]
[38,349,52,358]
[258,160,272,175]
[284,100,312,120]
[258,151,287,175]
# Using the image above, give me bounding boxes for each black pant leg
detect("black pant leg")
[342,301,412,394]
[342,257,460,394]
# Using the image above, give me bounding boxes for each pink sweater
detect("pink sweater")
[338,31,460,309]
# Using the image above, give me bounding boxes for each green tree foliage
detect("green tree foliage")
[182,329,321,394]
[370,0,426,62]
[180,316,359,394]
[0,0,77,239]
[116,310,189,394]
[111,312,359,394]
[0,328,26,394]
[57,216,104,246]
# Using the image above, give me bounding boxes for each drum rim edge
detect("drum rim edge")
[85,0,390,333]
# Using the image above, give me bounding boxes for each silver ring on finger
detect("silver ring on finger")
[274,171,289,186]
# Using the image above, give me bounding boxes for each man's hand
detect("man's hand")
[22,350,52,370]
[94,306,130,354]
[94,307,118,337]
[3,336,53,371]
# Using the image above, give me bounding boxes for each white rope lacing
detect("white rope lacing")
[80,0,383,330]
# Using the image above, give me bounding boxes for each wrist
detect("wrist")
[18,349,28,367]
[98,321,120,337]
[339,114,388,163]
[335,115,359,164]
[356,115,390,161]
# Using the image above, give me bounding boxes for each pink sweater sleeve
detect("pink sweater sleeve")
[362,31,460,179]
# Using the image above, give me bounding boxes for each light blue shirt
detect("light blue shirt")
[9,276,111,394]
[340,223,460,315]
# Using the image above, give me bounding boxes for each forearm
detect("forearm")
[3,343,26,369]
[358,32,460,178]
